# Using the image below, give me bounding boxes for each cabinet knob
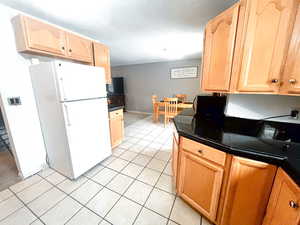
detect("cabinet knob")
[61,46,65,50]
[198,150,203,154]
[271,79,279,84]
[289,200,299,209]
[69,49,72,53]
[289,79,297,84]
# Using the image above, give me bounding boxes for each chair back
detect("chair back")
[175,94,187,103]
[164,97,178,117]
[152,95,158,104]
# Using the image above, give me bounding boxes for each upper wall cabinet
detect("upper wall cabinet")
[281,4,300,95]
[93,42,112,84]
[201,0,300,95]
[233,0,298,93]
[201,4,239,92]
[13,15,67,57]
[12,15,93,63]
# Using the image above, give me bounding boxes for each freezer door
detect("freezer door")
[55,61,107,101]
[62,98,112,178]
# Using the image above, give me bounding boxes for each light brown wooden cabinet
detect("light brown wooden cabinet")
[93,42,112,84]
[201,0,300,95]
[13,15,93,63]
[263,168,300,225]
[220,156,277,225]
[66,33,93,63]
[201,3,239,92]
[109,109,124,149]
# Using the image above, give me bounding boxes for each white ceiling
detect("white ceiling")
[0,0,237,66]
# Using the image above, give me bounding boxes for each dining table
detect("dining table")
[152,100,193,122]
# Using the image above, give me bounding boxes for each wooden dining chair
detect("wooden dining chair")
[164,97,178,127]
[152,95,165,122]
[175,94,187,103]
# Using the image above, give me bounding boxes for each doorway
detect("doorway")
[0,109,21,191]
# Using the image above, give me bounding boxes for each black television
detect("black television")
[107,77,124,95]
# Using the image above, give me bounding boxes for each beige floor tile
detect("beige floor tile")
[0,196,24,221]
[154,151,171,161]
[27,187,66,216]
[137,168,161,186]
[170,197,201,225]
[0,206,36,225]
[16,180,53,204]
[101,156,117,166]
[40,197,82,225]
[112,147,126,156]
[124,180,152,205]
[10,175,42,193]
[167,220,178,225]
[202,217,213,225]
[129,144,146,153]
[84,164,105,178]
[45,172,66,185]
[106,197,142,225]
[163,162,172,176]
[99,219,112,225]
[121,163,144,178]
[66,207,102,225]
[119,141,134,150]
[134,207,168,225]
[132,155,152,167]
[125,137,140,144]
[156,174,175,194]
[107,174,134,194]
[38,167,55,178]
[119,151,138,161]
[57,176,88,194]
[106,158,129,172]
[141,148,158,157]
[147,158,167,172]
[87,187,120,217]
[31,219,44,225]
[0,189,13,203]
[136,140,152,148]
[145,188,175,217]
[71,180,102,204]
[91,168,118,186]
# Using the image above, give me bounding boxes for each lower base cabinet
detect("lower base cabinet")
[109,109,124,148]
[178,151,224,222]
[263,168,300,225]
[220,157,277,225]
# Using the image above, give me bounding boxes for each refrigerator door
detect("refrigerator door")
[62,98,112,178]
[55,61,106,102]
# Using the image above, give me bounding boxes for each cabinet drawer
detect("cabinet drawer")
[181,137,226,166]
[109,109,123,119]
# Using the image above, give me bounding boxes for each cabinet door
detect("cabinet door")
[172,134,179,188]
[93,42,112,84]
[66,33,93,63]
[220,157,277,225]
[22,16,67,56]
[236,0,297,93]
[178,151,224,221]
[281,4,300,94]
[201,4,239,92]
[109,115,124,149]
[263,168,300,225]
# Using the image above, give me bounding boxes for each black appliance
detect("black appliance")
[195,95,227,121]
[107,77,125,109]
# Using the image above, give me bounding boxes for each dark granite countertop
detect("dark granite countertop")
[108,104,124,112]
[174,109,300,185]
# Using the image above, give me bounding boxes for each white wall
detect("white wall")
[225,94,300,124]
[0,4,47,178]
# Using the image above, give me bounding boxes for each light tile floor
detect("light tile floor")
[0,115,212,225]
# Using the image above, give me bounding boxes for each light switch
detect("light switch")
[7,97,21,106]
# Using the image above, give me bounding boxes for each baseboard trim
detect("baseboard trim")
[126,110,152,115]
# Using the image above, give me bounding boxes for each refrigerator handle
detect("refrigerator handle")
[59,77,67,101]
[63,104,71,126]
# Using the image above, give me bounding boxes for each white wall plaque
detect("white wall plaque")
[170,66,198,79]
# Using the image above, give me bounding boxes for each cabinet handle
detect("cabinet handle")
[198,150,203,154]
[271,79,279,84]
[289,200,299,209]
[289,79,297,84]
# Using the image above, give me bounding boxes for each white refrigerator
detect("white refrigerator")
[30,61,112,179]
